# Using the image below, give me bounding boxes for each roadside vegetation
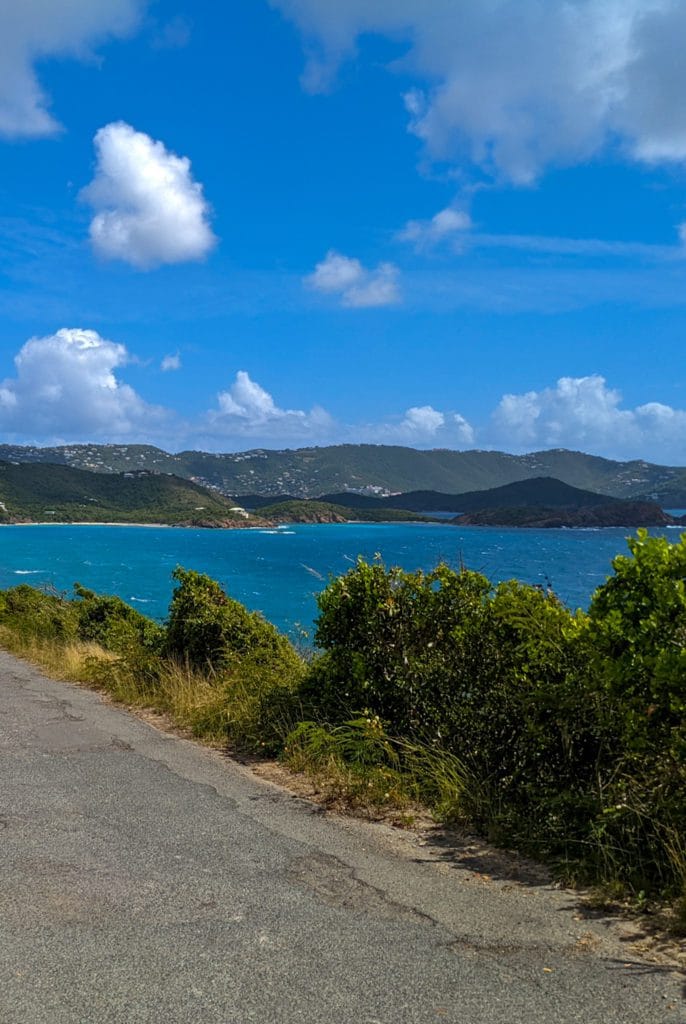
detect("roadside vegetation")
[0,531,684,925]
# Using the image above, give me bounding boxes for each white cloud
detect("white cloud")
[345,263,400,308]
[208,371,334,442]
[204,373,686,460]
[491,375,686,461]
[0,0,142,139]
[271,0,686,184]
[161,353,181,372]
[2,332,682,463]
[399,206,472,247]
[453,413,476,446]
[0,327,165,440]
[81,122,216,269]
[306,250,401,307]
[307,251,364,293]
[401,405,445,436]
[217,371,281,421]
[204,372,477,449]
[354,403,474,446]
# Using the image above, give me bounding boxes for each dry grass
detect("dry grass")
[140,658,231,741]
[0,626,301,755]
[0,626,117,683]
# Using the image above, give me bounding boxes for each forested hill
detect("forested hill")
[0,463,249,525]
[318,477,623,513]
[0,443,684,503]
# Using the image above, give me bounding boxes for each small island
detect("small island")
[453,501,683,528]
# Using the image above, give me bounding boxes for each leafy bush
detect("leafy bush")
[164,567,302,677]
[308,562,589,782]
[309,559,495,737]
[586,529,686,758]
[74,583,164,655]
[579,531,686,891]
[0,584,78,644]
[478,583,605,839]
[306,545,686,897]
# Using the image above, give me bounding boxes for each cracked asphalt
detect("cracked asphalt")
[0,650,683,1023]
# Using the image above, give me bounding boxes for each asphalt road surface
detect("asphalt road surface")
[0,650,683,1024]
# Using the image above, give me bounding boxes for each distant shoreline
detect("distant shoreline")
[1,518,438,530]
[1,517,679,531]
[5,521,174,528]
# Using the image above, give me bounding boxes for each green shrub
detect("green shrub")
[310,559,495,738]
[479,583,604,835]
[586,529,686,758]
[74,583,164,655]
[0,584,78,644]
[164,566,302,677]
[308,562,590,796]
[580,531,686,892]
[306,547,686,897]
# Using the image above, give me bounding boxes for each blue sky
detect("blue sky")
[2,0,686,462]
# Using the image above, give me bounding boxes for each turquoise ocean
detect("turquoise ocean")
[0,522,682,639]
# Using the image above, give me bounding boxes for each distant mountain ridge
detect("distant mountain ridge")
[0,443,685,503]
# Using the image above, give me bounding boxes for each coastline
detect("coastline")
[0,518,439,529]
[4,521,174,528]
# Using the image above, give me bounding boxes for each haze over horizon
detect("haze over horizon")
[2,2,686,463]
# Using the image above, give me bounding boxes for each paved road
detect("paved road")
[0,650,683,1024]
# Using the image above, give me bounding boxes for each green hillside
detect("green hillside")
[377,477,621,513]
[454,502,676,528]
[0,463,247,525]
[0,443,685,501]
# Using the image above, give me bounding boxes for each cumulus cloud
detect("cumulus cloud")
[400,405,445,436]
[354,403,475,446]
[4,332,682,462]
[203,371,479,449]
[306,250,401,307]
[0,327,165,440]
[161,353,181,372]
[217,371,283,421]
[207,371,334,442]
[204,372,686,460]
[398,206,472,248]
[453,413,476,446]
[271,0,686,184]
[491,375,686,461]
[81,122,216,269]
[0,0,142,139]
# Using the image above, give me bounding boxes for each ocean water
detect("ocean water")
[0,522,681,639]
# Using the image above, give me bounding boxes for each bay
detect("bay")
[0,522,681,640]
